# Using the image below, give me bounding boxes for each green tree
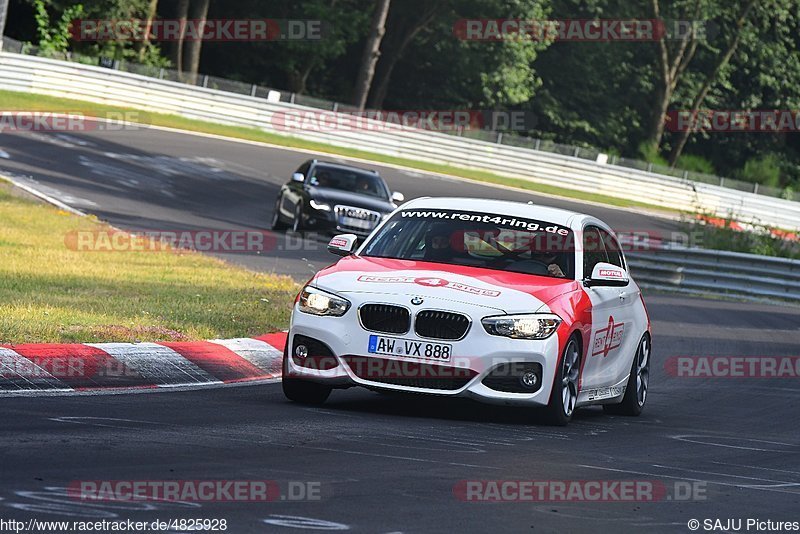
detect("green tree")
[31,0,83,56]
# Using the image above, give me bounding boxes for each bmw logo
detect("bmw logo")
[411,297,424,306]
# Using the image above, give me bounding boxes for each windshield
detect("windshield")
[362,209,576,279]
[308,165,389,200]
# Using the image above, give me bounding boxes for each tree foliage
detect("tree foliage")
[6,0,800,189]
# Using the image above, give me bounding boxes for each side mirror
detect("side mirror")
[291,172,305,183]
[585,262,630,287]
[327,234,358,256]
[391,191,405,203]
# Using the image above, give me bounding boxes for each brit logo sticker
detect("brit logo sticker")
[592,316,625,357]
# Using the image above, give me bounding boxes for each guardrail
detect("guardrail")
[2,52,800,231]
[626,244,800,303]
[2,36,790,202]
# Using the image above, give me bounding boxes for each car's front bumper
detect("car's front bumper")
[286,303,563,407]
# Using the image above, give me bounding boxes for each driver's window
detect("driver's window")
[583,226,609,277]
[599,229,625,269]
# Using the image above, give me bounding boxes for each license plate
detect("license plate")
[340,216,374,230]
[368,335,452,361]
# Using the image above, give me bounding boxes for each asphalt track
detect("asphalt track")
[1,128,799,533]
[0,127,680,278]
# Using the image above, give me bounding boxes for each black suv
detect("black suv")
[271,160,404,236]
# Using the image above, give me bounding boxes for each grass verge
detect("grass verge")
[0,182,298,343]
[0,89,673,213]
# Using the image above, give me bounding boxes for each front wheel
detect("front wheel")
[282,347,331,404]
[603,333,650,416]
[543,334,581,426]
[291,204,304,233]
[282,377,332,404]
[271,195,288,231]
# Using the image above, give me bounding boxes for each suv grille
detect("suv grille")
[334,205,380,233]
[359,304,410,334]
[415,310,470,340]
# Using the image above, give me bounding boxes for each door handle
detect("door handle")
[619,291,630,300]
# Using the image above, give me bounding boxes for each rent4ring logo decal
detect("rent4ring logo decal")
[357,275,501,297]
[398,209,571,235]
[592,316,625,357]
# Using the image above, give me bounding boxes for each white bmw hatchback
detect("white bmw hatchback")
[283,197,651,425]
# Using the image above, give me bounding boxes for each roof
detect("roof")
[400,197,592,228]
[313,160,379,175]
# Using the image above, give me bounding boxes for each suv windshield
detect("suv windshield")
[362,209,575,279]
[308,165,389,200]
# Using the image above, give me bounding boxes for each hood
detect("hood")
[309,187,394,213]
[313,256,579,314]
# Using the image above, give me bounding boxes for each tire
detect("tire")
[291,203,303,233]
[282,377,331,405]
[543,334,581,426]
[271,196,288,231]
[282,346,331,405]
[603,333,650,416]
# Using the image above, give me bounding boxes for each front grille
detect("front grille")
[334,205,380,233]
[359,304,410,334]
[415,310,470,340]
[342,356,477,391]
[334,205,381,222]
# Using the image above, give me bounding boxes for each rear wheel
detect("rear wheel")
[543,334,581,426]
[271,195,288,231]
[604,334,650,416]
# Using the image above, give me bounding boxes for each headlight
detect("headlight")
[298,286,350,316]
[481,314,562,340]
[309,199,331,211]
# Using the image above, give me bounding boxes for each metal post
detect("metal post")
[753,183,759,195]
[496,132,503,144]
[250,84,257,97]
[0,0,8,52]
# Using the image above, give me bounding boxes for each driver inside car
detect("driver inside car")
[527,249,566,278]
[424,224,455,262]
